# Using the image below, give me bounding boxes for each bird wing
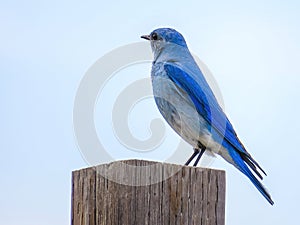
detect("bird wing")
[164,63,266,177]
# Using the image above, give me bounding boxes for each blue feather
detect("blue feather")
[228,148,274,205]
[164,63,274,205]
[164,63,245,152]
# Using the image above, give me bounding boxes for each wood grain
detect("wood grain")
[71,159,225,225]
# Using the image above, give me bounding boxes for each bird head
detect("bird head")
[141,28,187,58]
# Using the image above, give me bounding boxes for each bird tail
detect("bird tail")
[230,149,274,205]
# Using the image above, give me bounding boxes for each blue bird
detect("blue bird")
[141,28,274,205]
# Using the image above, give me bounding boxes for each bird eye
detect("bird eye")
[151,33,158,40]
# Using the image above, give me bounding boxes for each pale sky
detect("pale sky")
[1,1,300,225]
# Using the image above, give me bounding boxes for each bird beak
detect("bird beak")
[141,35,150,40]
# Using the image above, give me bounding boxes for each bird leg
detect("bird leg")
[193,147,206,167]
[184,148,199,166]
[185,141,207,166]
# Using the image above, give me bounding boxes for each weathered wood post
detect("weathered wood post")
[71,159,225,225]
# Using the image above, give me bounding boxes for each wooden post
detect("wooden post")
[71,159,225,225]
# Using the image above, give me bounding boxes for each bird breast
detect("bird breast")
[151,62,210,148]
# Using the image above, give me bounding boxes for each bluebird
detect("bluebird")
[141,28,274,205]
